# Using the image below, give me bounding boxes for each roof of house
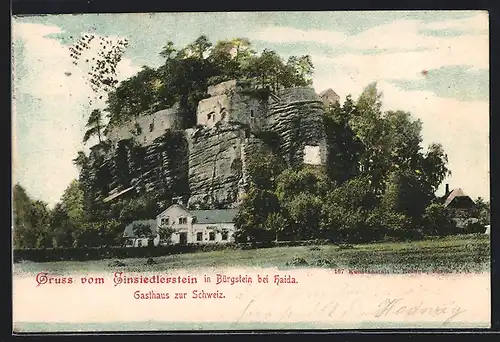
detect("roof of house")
[319,88,339,98]
[157,203,192,217]
[443,188,474,207]
[123,219,157,237]
[191,209,238,224]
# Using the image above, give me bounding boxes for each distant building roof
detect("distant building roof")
[319,88,339,98]
[444,188,475,208]
[190,209,238,224]
[123,219,157,238]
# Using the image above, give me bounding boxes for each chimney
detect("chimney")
[445,184,450,195]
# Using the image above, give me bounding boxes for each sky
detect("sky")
[11,11,490,207]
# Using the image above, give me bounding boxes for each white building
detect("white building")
[156,204,237,245]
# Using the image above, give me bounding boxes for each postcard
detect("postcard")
[11,11,490,332]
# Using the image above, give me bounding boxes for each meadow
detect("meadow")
[13,234,490,276]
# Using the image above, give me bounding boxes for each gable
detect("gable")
[444,188,475,208]
[157,204,193,219]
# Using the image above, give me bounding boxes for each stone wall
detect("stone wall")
[106,103,187,146]
[196,83,267,131]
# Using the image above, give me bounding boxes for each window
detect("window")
[250,109,254,118]
[197,232,203,241]
[209,232,216,241]
[149,122,154,132]
[221,231,228,241]
[160,217,169,226]
[207,113,212,121]
[179,217,187,224]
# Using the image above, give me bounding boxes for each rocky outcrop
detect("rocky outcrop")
[106,103,188,146]
[87,80,330,210]
[186,122,247,209]
[265,87,327,167]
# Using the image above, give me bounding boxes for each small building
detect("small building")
[122,219,159,248]
[443,187,476,210]
[156,204,237,245]
[319,88,340,107]
[442,184,478,229]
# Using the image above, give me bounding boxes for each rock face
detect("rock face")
[264,87,327,167]
[106,103,188,146]
[88,80,331,210]
[186,123,246,209]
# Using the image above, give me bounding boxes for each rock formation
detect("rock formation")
[87,80,333,210]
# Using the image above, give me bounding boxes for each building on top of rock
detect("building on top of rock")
[197,79,267,131]
[106,103,187,147]
[319,88,340,107]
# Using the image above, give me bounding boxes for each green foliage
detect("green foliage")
[157,226,176,244]
[234,187,281,243]
[13,184,51,249]
[83,109,104,144]
[132,223,153,238]
[104,35,314,129]
[245,147,286,191]
[421,203,456,236]
[474,197,490,226]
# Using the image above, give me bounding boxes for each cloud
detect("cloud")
[251,14,489,73]
[252,14,489,200]
[312,76,489,200]
[12,22,140,206]
[251,26,348,45]
[424,12,488,32]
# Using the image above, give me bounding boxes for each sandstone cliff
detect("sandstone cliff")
[87,80,332,210]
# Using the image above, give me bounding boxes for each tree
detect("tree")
[474,197,490,226]
[132,223,153,239]
[60,180,86,224]
[157,226,175,244]
[324,95,364,184]
[234,186,281,243]
[263,212,288,242]
[381,169,432,221]
[83,109,105,144]
[285,193,323,241]
[275,165,331,203]
[185,35,212,59]
[422,203,456,236]
[50,203,76,248]
[12,184,51,249]
[420,143,451,193]
[245,147,286,191]
[159,41,177,60]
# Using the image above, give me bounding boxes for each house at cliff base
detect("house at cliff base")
[123,204,237,247]
[156,204,237,245]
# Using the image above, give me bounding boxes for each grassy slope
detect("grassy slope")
[13,234,490,276]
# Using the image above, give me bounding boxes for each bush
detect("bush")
[13,243,239,263]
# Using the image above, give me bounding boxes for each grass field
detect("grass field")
[13,234,490,276]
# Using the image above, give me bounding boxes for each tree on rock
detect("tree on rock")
[83,109,105,144]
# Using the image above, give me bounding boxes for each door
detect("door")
[179,232,187,246]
